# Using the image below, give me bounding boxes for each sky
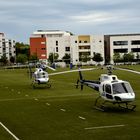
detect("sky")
[0,0,140,43]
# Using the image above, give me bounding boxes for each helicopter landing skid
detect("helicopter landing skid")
[31,81,51,89]
[94,96,107,111]
[117,102,136,111]
[94,96,136,111]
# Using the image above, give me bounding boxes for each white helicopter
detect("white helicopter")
[30,63,55,89]
[76,66,136,111]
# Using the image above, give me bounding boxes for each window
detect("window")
[41,35,45,38]
[75,41,77,43]
[113,41,128,46]
[131,40,140,45]
[79,46,90,49]
[41,48,46,50]
[131,48,140,52]
[56,41,58,46]
[113,49,128,53]
[112,82,133,94]
[56,47,58,52]
[105,84,111,94]
[65,47,70,52]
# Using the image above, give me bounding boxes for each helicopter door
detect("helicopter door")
[105,84,113,99]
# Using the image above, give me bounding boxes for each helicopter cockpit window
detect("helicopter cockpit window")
[112,82,133,94]
[105,84,111,94]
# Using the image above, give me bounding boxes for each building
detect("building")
[0,33,16,61]
[30,30,104,65]
[105,34,140,64]
[30,30,71,61]
[70,35,104,65]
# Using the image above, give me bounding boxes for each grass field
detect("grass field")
[0,66,140,140]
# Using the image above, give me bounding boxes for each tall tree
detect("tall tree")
[113,53,121,63]
[16,54,28,64]
[15,42,30,60]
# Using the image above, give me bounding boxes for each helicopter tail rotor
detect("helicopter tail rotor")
[76,69,84,90]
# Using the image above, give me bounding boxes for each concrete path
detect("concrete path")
[116,67,140,75]
[49,68,97,76]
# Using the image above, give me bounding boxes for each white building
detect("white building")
[30,30,105,65]
[30,30,71,61]
[70,35,104,65]
[0,33,16,61]
[105,34,140,64]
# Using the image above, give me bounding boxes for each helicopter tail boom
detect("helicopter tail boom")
[76,69,100,91]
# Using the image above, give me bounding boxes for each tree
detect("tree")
[79,52,91,62]
[136,52,140,60]
[10,56,15,64]
[48,53,59,64]
[16,54,27,64]
[123,52,134,63]
[92,53,103,64]
[29,54,38,61]
[15,42,30,59]
[0,55,8,65]
[113,53,121,64]
[62,53,71,64]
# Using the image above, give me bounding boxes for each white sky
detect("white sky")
[0,0,140,43]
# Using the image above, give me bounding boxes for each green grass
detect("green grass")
[117,64,140,71]
[0,67,140,140]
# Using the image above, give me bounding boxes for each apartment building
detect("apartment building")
[0,33,16,61]
[70,35,104,65]
[30,30,104,65]
[30,30,71,61]
[105,34,140,64]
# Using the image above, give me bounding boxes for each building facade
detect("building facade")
[70,35,104,65]
[0,33,16,61]
[30,30,104,65]
[105,34,140,64]
[30,30,71,62]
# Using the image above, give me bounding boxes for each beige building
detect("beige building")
[70,35,104,65]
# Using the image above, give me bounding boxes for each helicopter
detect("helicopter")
[76,66,136,111]
[30,62,55,89]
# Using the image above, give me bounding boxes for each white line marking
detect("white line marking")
[0,122,20,140]
[46,103,50,106]
[34,98,38,101]
[60,109,66,112]
[79,116,86,120]
[0,93,92,102]
[84,124,125,130]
